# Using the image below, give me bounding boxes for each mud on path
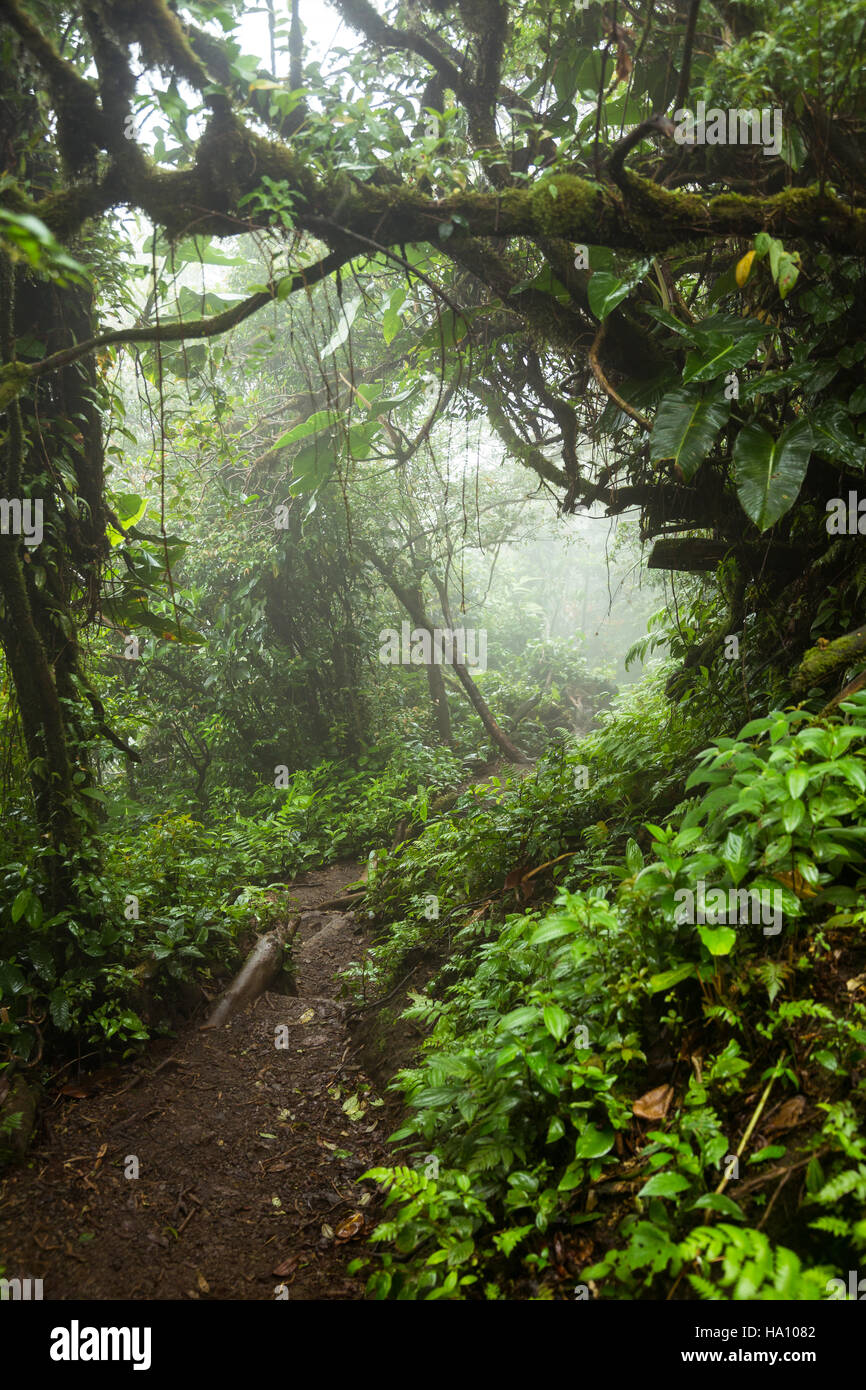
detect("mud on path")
[0,864,393,1300]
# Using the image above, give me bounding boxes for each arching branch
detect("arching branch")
[0,251,348,408]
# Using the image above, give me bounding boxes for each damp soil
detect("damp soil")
[0,864,397,1301]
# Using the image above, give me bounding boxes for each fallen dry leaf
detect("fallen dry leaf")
[772,869,817,898]
[335,1211,365,1242]
[272,1253,302,1279]
[632,1084,674,1120]
[465,902,491,926]
[197,1271,210,1293]
[765,1095,807,1132]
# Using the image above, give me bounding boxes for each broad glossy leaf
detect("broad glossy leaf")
[691,1193,745,1218]
[274,410,335,450]
[587,271,632,321]
[382,307,401,344]
[320,298,361,359]
[588,259,651,322]
[698,925,737,956]
[542,1004,569,1041]
[650,386,730,480]
[808,402,862,469]
[649,962,697,992]
[721,830,751,884]
[776,253,800,299]
[682,329,764,384]
[574,1124,614,1159]
[289,438,335,495]
[786,767,809,800]
[734,419,813,531]
[639,1171,691,1197]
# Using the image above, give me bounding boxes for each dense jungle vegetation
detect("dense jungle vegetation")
[1,0,866,1307]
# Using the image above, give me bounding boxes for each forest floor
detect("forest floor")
[0,863,396,1300]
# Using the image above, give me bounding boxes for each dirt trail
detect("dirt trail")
[0,864,392,1300]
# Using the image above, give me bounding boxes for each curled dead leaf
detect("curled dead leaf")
[335,1211,365,1242]
[632,1084,674,1120]
[765,1095,807,1132]
[615,45,633,82]
[772,869,817,898]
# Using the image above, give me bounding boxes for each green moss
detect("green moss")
[528,175,613,240]
[793,626,866,692]
[0,363,33,412]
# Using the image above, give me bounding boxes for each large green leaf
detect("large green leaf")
[587,271,633,321]
[574,1124,614,1159]
[542,1004,569,1041]
[682,329,765,384]
[588,259,651,322]
[274,410,335,450]
[639,1171,691,1198]
[173,286,244,318]
[649,386,730,480]
[289,438,335,495]
[734,419,813,531]
[649,962,697,993]
[0,208,89,284]
[346,420,382,460]
[106,492,148,547]
[167,237,246,268]
[320,298,362,360]
[808,402,863,470]
[698,924,737,956]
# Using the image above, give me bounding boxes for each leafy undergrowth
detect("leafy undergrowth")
[348,686,866,1299]
[0,739,460,1068]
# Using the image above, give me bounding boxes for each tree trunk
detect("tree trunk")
[450,654,528,762]
[425,651,453,746]
[0,258,110,921]
[358,541,527,762]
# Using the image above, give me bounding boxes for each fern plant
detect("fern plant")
[681,1225,837,1300]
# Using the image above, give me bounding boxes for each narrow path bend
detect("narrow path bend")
[0,865,390,1300]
